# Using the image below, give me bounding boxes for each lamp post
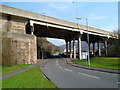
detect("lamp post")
[76,18,90,66]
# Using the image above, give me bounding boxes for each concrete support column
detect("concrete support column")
[78,37,82,60]
[98,41,101,56]
[97,42,99,56]
[42,51,44,59]
[97,41,101,56]
[65,40,68,58]
[104,41,108,57]
[73,39,76,59]
[30,25,34,35]
[93,42,95,56]
[102,37,109,57]
[69,41,72,58]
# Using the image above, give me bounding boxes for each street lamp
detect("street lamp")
[76,18,90,66]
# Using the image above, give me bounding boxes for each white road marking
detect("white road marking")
[56,59,100,79]
[69,70,73,72]
[56,59,73,72]
[58,65,62,69]
[56,60,58,66]
[63,68,73,72]
[117,82,120,84]
[78,72,100,79]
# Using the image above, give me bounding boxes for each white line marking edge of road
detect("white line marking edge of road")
[56,59,99,79]
[78,72,100,79]
[117,82,120,84]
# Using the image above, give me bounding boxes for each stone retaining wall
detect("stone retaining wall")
[0,15,27,34]
[1,15,37,65]
[1,31,37,65]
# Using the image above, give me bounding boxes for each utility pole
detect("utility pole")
[76,18,90,66]
[86,18,90,66]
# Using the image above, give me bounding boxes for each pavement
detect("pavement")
[41,57,119,88]
[66,58,120,74]
[1,59,49,80]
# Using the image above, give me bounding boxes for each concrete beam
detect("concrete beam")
[30,20,80,32]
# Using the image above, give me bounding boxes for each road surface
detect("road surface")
[41,56,119,88]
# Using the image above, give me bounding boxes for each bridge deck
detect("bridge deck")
[0,4,117,39]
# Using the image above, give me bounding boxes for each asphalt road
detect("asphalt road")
[41,56,119,88]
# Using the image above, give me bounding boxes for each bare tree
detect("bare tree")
[108,29,120,57]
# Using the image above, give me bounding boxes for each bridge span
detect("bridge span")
[0,5,118,65]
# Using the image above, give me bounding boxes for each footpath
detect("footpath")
[0,59,50,80]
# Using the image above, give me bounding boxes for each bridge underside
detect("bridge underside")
[34,24,79,40]
[29,23,109,60]
[32,24,103,43]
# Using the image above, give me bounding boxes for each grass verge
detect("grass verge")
[2,64,32,75]
[72,57,120,70]
[2,67,57,88]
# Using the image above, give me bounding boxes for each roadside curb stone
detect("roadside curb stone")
[66,58,120,74]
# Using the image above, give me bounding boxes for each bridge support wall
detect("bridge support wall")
[1,15,37,65]
[1,31,37,65]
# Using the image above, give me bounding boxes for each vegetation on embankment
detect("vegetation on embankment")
[72,57,120,70]
[37,37,60,58]
[2,67,57,88]
[2,64,32,75]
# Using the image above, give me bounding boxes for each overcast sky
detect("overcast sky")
[1,1,118,46]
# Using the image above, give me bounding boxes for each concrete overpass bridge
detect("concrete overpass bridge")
[0,5,118,65]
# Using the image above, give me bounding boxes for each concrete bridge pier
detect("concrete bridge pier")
[78,35,82,60]
[98,41,101,56]
[69,40,72,58]
[104,38,109,57]
[97,41,100,57]
[104,41,108,57]
[30,22,34,35]
[65,40,69,58]
[73,39,76,59]
[92,42,95,56]
[102,37,109,57]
